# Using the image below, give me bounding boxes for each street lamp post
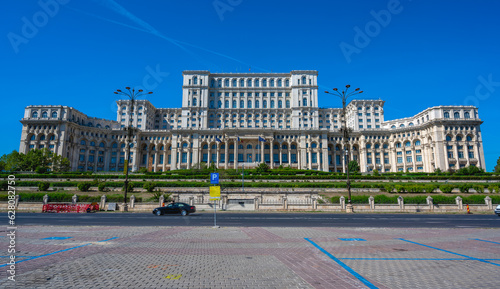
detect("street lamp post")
[325,85,363,213]
[114,87,153,211]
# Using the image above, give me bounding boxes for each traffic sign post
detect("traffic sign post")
[209,186,221,228]
[210,173,219,184]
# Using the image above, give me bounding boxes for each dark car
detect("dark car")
[153,202,196,216]
[495,205,500,216]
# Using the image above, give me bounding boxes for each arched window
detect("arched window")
[193,98,197,106]
[400,124,405,128]
[415,140,421,146]
[112,143,118,148]
[366,143,371,149]
[446,135,452,141]
[454,112,460,118]
[256,144,261,149]
[240,100,244,108]
[247,144,252,149]
[248,100,252,108]
[278,79,282,87]
[395,142,401,148]
[270,79,274,87]
[464,111,470,119]
[51,111,57,118]
[444,111,450,118]
[81,140,86,145]
[225,100,229,108]
[238,144,243,149]
[160,145,164,151]
[30,135,36,140]
[247,79,252,87]
[211,144,216,149]
[264,144,270,149]
[232,79,237,87]
[182,143,188,148]
[291,144,297,149]
[224,79,229,87]
[302,76,306,84]
[255,100,260,108]
[122,106,127,111]
[285,79,289,87]
[255,79,260,87]
[409,122,414,126]
[282,144,287,149]
[278,100,282,108]
[263,100,267,108]
[240,79,244,87]
[151,145,156,151]
[40,135,46,140]
[203,144,208,149]
[211,79,215,87]
[270,100,275,108]
[218,101,222,108]
[302,98,307,106]
[232,100,236,108]
[466,135,472,141]
[99,142,105,148]
[121,143,125,148]
[391,125,396,129]
[42,111,48,118]
[210,100,214,108]
[286,100,290,108]
[456,135,462,141]
[32,111,38,118]
[383,143,389,149]
[405,141,411,147]
[311,143,317,148]
[217,79,222,87]
[375,144,380,149]
[90,141,96,146]
[229,144,234,149]
[262,79,267,87]
[193,76,198,85]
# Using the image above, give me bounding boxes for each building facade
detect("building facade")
[19,70,486,173]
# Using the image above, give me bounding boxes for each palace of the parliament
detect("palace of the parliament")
[19,70,485,173]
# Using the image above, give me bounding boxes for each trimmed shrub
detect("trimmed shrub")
[98,182,107,192]
[439,184,455,194]
[472,184,484,194]
[374,195,398,204]
[458,183,472,194]
[38,182,50,191]
[143,181,156,192]
[122,182,135,192]
[77,182,92,192]
[0,180,9,191]
[432,195,457,204]
[403,195,428,204]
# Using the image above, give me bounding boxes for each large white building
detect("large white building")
[19,70,486,173]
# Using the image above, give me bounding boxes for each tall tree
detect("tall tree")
[348,160,360,173]
[495,156,500,173]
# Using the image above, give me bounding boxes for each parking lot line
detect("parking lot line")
[471,238,500,245]
[397,238,500,267]
[304,238,379,289]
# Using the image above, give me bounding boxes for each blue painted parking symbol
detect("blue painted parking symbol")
[41,237,73,240]
[339,238,366,241]
[210,173,219,184]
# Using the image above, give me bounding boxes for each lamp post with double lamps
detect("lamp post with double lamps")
[325,85,363,213]
[114,87,153,211]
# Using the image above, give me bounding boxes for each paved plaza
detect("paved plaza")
[1,224,500,288]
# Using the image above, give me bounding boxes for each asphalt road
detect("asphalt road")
[8,212,500,228]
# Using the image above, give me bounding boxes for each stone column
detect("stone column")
[398,196,404,211]
[72,194,78,205]
[234,140,238,169]
[455,196,463,210]
[100,195,106,210]
[485,196,492,210]
[130,195,135,209]
[283,196,288,210]
[426,196,434,211]
[369,196,375,211]
[340,196,345,210]
[224,141,229,169]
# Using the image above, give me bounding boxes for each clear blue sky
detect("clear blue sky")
[2,0,500,171]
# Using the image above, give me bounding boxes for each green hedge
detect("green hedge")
[0,192,142,203]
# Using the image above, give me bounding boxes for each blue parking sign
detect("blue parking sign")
[210,173,219,184]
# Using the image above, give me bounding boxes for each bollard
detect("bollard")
[467,204,470,214]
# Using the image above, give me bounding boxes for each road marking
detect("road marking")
[397,238,500,267]
[305,238,378,289]
[471,238,500,245]
[165,274,182,280]
[0,237,119,267]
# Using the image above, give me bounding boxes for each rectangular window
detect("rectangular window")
[273,154,279,163]
[203,153,208,162]
[211,153,217,163]
[255,154,261,162]
[264,154,270,163]
[384,158,389,164]
[367,157,372,164]
[168,155,171,164]
[182,152,187,163]
[159,155,164,164]
[448,152,454,158]
[291,154,297,163]
[282,154,288,163]
[375,158,381,164]
[406,156,412,163]
[397,157,403,163]
[468,151,474,158]
[336,155,341,165]
[416,155,422,162]
[458,151,464,159]
[79,155,85,162]
[238,154,244,162]
[88,155,94,162]
[246,154,252,162]
[220,153,225,162]
[229,154,234,162]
